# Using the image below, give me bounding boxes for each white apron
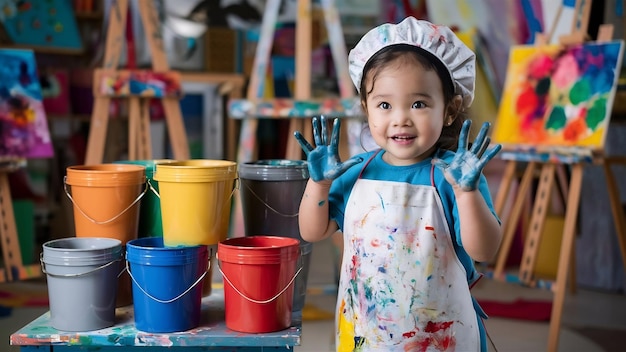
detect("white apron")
[335,163,480,352]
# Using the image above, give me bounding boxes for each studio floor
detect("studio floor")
[2,238,626,352]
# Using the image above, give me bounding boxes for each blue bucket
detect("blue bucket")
[126,237,209,333]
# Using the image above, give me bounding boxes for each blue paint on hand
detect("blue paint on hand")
[294,116,363,182]
[433,120,502,191]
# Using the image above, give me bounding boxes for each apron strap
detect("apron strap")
[357,149,382,179]
[430,163,436,187]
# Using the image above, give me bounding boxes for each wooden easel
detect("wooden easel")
[228,0,360,236]
[84,0,189,164]
[0,160,42,282]
[491,20,626,351]
[229,0,360,161]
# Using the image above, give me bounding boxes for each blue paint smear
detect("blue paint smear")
[364,283,373,300]
[563,0,576,7]
[377,192,385,211]
[579,43,622,95]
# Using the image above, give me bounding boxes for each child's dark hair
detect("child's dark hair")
[359,44,465,151]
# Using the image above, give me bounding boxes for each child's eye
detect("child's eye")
[378,102,391,110]
[412,101,426,109]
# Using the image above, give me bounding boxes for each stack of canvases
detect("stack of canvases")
[40,158,308,334]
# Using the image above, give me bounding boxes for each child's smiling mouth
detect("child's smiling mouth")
[391,134,416,143]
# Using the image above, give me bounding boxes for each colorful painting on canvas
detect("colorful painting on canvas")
[0,49,53,159]
[493,40,624,153]
[0,0,82,51]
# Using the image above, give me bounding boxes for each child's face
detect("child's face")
[364,58,448,166]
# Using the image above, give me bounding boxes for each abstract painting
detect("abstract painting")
[0,0,82,51]
[493,40,624,154]
[0,49,53,160]
[96,70,182,98]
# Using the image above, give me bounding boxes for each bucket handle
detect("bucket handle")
[64,177,148,225]
[124,250,212,304]
[40,253,123,278]
[147,179,159,198]
[150,178,239,212]
[241,179,298,218]
[217,253,302,305]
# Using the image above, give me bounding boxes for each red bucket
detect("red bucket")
[217,236,300,333]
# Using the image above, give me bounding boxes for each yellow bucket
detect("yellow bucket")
[154,160,237,247]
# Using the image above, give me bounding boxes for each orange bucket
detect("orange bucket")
[65,163,146,307]
[65,164,146,244]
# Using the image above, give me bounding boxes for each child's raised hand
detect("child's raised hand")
[433,120,502,191]
[294,116,363,182]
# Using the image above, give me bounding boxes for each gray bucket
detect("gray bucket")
[238,159,311,312]
[293,241,313,312]
[41,237,123,331]
[238,160,308,241]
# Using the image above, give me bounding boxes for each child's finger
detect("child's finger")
[320,115,328,146]
[457,120,471,152]
[313,116,323,146]
[470,122,490,155]
[482,144,502,163]
[330,118,341,148]
[475,136,490,159]
[294,131,314,156]
[342,156,363,171]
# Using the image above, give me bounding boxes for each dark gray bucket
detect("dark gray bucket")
[41,237,123,331]
[238,159,311,312]
[293,241,313,312]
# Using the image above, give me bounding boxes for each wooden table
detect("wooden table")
[10,289,302,351]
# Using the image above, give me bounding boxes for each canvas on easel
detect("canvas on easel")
[489,16,626,350]
[84,0,190,164]
[0,49,53,160]
[493,40,624,158]
[0,48,51,283]
[491,38,626,283]
[0,0,83,53]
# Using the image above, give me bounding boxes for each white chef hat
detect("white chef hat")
[348,17,476,109]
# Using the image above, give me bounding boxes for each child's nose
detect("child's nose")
[391,110,412,126]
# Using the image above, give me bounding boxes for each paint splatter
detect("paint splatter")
[424,320,453,333]
[403,330,416,338]
[338,299,357,351]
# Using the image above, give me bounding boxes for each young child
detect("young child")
[294,17,502,351]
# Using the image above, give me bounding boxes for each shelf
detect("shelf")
[0,43,85,55]
[75,11,103,20]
